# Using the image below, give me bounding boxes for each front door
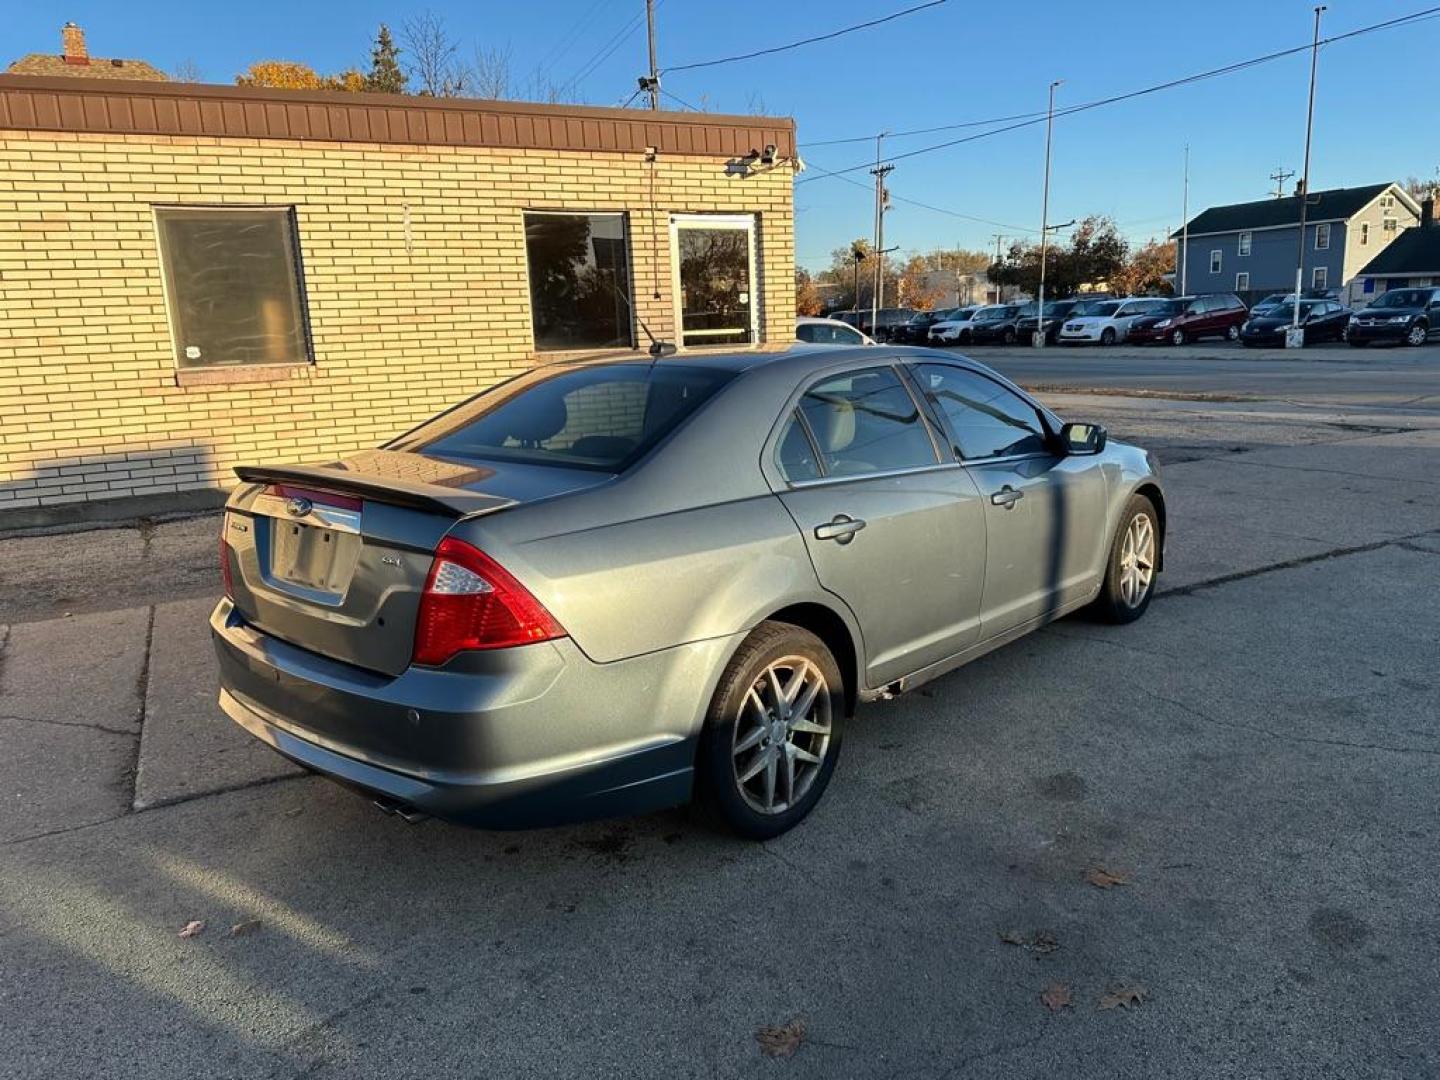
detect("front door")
[771,364,987,687]
[671,214,757,348]
[907,362,1107,637]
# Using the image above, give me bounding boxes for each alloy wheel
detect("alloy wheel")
[731,656,832,815]
[1117,512,1156,608]
[1407,323,1428,346]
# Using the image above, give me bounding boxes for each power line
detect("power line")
[560,2,661,98]
[663,0,946,74]
[798,6,1440,185]
[536,0,612,73]
[802,158,1038,234]
[660,88,704,112]
[801,108,1050,148]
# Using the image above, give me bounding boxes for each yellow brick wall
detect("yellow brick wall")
[0,130,795,510]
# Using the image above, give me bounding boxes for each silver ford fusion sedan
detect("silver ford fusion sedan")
[213,345,1165,839]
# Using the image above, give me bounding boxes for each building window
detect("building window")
[155,206,310,369]
[1360,222,1371,246]
[1235,272,1250,291]
[1209,250,1222,274]
[1237,232,1251,257]
[1312,266,1328,290]
[1383,217,1399,232]
[523,212,634,351]
[1381,194,1395,209]
[1315,223,1331,250]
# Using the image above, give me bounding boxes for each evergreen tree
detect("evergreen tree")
[366,25,407,94]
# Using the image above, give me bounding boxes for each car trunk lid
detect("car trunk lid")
[223,450,607,676]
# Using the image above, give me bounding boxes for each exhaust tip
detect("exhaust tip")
[372,796,429,824]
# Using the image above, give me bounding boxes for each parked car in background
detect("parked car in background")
[1127,294,1248,344]
[1015,299,1084,345]
[1059,297,1174,345]
[831,310,864,331]
[796,317,875,346]
[1248,293,1293,319]
[891,309,954,344]
[965,304,1026,344]
[213,346,1165,838]
[864,308,918,343]
[927,306,981,345]
[1240,299,1352,347]
[1347,287,1439,347]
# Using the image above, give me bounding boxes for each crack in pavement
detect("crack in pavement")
[1155,694,1440,758]
[1211,455,1440,487]
[0,712,136,738]
[131,770,307,815]
[123,606,156,814]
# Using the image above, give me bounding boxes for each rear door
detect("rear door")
[772,363,986,687]
[907,362,1107,637]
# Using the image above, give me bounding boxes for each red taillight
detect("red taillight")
[412,537,565,665]
[220,534,235,599]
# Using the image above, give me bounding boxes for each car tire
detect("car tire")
[1093,494,1159,625]
[695,621,844,840]
[1406,322,1429,347]
[1002,328,1017,345]
[1226,324,1241,341]
[1170,329,1187,346]
[1100,327,1117,346]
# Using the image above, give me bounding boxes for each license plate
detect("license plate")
[271,520,351,592]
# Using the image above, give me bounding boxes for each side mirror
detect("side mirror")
[1060,421,1107,456]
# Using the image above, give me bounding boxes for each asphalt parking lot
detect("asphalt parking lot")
[1,345,1437,1079]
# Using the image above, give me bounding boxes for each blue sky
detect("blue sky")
[9,1,1438,269]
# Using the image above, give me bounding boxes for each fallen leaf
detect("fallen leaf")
[229,919,261,937]
[998,929,1060,954]
[177,920,205,939]
[1084,867,1133,889]
[1040,981,1073,1012]
[755,1017,805,1059]
[1098,983,1148,1010]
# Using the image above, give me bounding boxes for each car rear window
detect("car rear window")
[392,363,735,472]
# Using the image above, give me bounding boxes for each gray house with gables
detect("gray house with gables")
[1173,182,1419,302]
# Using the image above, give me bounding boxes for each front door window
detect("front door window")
[672,215,757,347]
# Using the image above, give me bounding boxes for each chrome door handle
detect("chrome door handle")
[814,514,867,544]
[991,485,1024,509]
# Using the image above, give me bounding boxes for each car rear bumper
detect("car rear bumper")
[1058,328,1102,342]
[211,598,738,828]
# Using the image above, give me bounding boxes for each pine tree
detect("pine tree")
[366,25,407,94]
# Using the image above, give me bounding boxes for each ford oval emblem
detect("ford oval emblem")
[285,496,313,517]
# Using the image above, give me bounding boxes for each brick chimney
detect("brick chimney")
[61,22,89,65]
[1423,197,1435,229]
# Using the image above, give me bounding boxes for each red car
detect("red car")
[1128,294,1248,345]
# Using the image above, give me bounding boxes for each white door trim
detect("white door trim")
[669,213,759,349]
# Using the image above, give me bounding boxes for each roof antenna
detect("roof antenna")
[608,275,675,358]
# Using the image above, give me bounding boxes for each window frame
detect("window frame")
[1315,222,1331,251]
[1312,266,1328,290]
[1237,232,1252,257]
[768,361,948,487]
[669,212,760,350]
[521,208,637,353]
[1360,221,1371,246]
[1209,249,1223,274]
[152,203,313,372]
[1235,271,1250,292]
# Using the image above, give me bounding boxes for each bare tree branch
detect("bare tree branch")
[401,11,466,96]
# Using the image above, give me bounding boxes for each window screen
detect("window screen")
[155,207,310,369]
[914,364,1049,460]
[794,367,936,478]
[524,212,633,351]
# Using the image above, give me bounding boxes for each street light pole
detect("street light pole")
[1035,79,1062,347]
[644,0,660,111]
[1180,144,1190,296]
[1291,5,1326,343]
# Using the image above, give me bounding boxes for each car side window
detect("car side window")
[796,324,817,343]
[793,366,938,478]
[913,364,1050,460]
[775,412,822,481]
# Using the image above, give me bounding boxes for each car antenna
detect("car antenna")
[607,275,676,359]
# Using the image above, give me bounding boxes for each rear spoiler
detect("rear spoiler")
[233,464,515,519]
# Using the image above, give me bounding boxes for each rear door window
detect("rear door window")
[789,366,938,479]
[912,364,1050,460]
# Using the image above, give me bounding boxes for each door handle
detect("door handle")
[991,485,1024,510]
[814,514,867,544]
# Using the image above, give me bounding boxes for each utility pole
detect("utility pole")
[644,0,660,110]
[1179,145,1191,296]
[1035,80,1062,347]
[1269,165,1295,199]
[870,132,892,334]
[991,234,1006,302]
[1291,5,1325,342]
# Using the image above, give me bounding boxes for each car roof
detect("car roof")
[540,342,1013,378]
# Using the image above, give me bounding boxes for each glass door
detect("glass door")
[670,214,757,347]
